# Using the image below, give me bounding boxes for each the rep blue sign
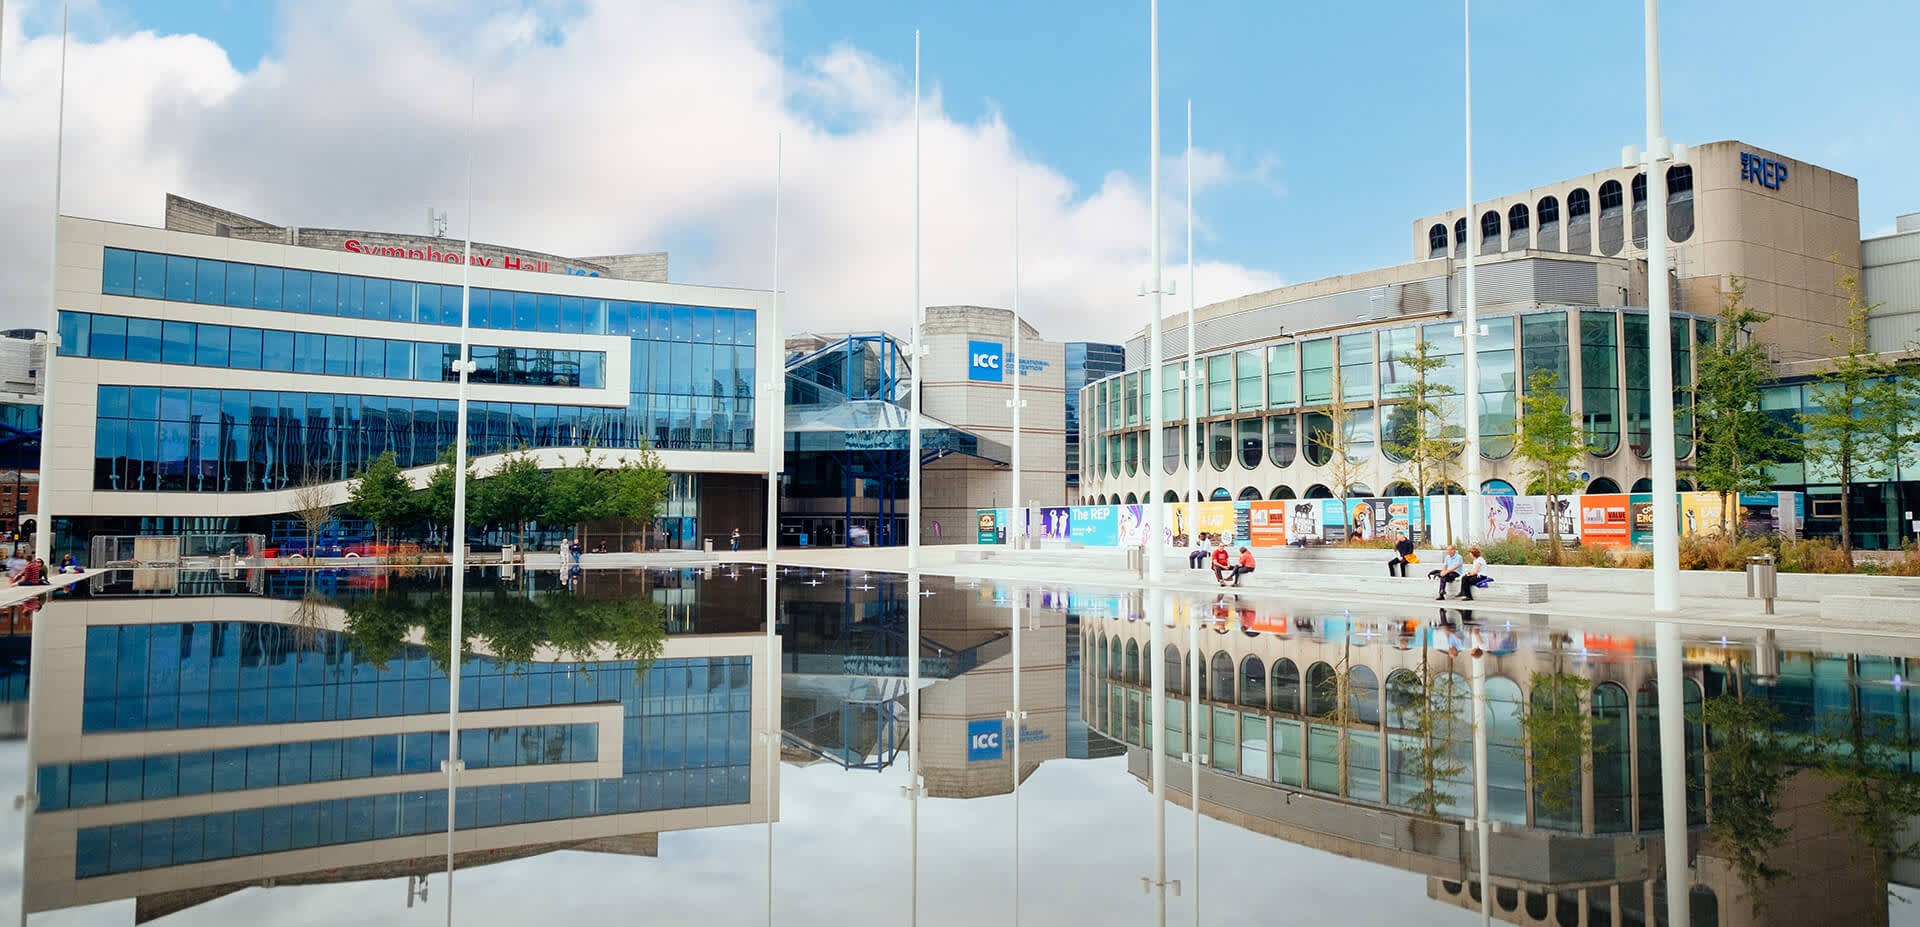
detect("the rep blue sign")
[966,718,1004,761]
[1741,152,1788,190]
[968,340,1004,382]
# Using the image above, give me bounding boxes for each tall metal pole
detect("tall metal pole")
[1644,0,1679,615]
[1011,174,1023,542]
[444,76,477,927]
[31,0,67,568]
[1146,6,1168,926]
[1470,647,1492,927]
[907,31,922,568]
[1461,0,1482,544]
[18,0,68,821]
[1184,100,1197,534]
[905,573,923,925]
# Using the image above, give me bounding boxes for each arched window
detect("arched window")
[1124,431,1139,476]
[1485,675,1526,824]
[1480,210,1502,252]
[1268,414,1297,468]
[1586,477,1621,493]
[1384,669,1422,729]
[1163,490,1178,503]
[1240,655,1267,708]
[1630,172,1648,248]
[1302,411,1332,466]
[1348,666,1380,725]
[1428,223,1449,259]
[1238,418,1263,469]
[1210,487,1231,501]
[1097,633,1109,680]
[1536,195,1561,251]
[1272,659,1300,713]
[1566,188,1592,253]
[1124,639,1140,684]
[1453,217,1468,258]
[1382,481,1417,497]
[1429,481,1464,495]
[1507,203,1530,251]
[1209,419,1232,471]
[1238,486,1262,501]
[1597,179,1625,255]
[1124,492,1138,504]
[1268,485,1296,500]
[1165,645,1184,694]
[1347,482,1373,498]
[1630,477,1652,492]
[1305,662,1337,717]
[1108,636,1122,680]
[1667,165,1695,242]
[1164,424,1181,475]
[1591,682,1630,832]
[1210,652,1235,703]
[1676,478,1693,491]
[1305,484,1334,499]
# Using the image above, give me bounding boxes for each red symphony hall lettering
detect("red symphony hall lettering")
[342,240,599,276]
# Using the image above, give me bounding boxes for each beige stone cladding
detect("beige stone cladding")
[919,306,1067,543]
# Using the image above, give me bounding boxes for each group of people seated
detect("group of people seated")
[1186,533,1255,587]
[1385,533,1490,600]
[4,552,76,587]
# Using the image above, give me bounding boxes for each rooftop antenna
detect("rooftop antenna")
[429,208,449,238]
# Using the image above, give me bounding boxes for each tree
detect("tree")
[1311,364,1365,541]
[1384,339,1464,544]
[1694,279,1798,536]
[471,447,548,551]
[1520,668,1592,820]
[1513,370,1583,565]
[1402,648,1468,818]
[291,464,336,561]
[1699,689,1797,914]
[345,451,417,553]
[1797,274,1913,556]
[1816,700,1920,927]
[421,445,474,551]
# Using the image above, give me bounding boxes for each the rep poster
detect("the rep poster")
[1578,494,1631,548]
[1117,505,1149,546]
[1068,505,1118,546]
[1248,500,1289,547]
[1039,507,1072,542]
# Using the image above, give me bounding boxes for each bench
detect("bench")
[1185,568,1549,605]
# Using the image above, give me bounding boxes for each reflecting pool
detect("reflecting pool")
[9,566,1920,925]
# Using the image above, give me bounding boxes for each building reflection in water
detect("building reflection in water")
[1091,592,1920,926]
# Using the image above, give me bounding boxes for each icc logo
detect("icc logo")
[972,730,1000,751]
[966,718,1005,760]
[967,340,1005,382]
[973,352,1000,369]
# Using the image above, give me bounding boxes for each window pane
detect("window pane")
[228,328,263,370]
[165,255,197,301]
[134,252,166,299]
[254,267,284,310]
[1267,344,1297,408]
[163,321,194,364]
[224,264,254,308]
[103,248,137,295]
[126,318,162,363]
[196,325,229,367]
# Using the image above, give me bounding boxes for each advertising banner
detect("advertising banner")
[976,509,1003,545]
[1248,500,1289,547]
[1170,503,1197,547]
[1039,507,1072,542]
[1234,500,1252,543]
[1068,505,1119,546]
[1117,505,1150,546]
[1629,494,1655,549]
[1578,494,1632,548]
[1195,502,1237,543]
[1284,500,1321,543]
[1482,495,1577,543]
[1680,492,1728,537]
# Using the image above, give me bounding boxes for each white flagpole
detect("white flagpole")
[31,0,68,568]
[1010,173,1023,541]
[1462,0,1482,546]
[444,74,477,927]
[907,31,922,567]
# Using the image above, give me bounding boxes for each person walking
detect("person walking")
[1435,545,1464,600]
[730,528,741,552]
[1388,532,1417,577]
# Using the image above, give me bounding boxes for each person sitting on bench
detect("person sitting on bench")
[1223,547,1255,587]
[1456,546,1487,601]
[1210,544,1231,584]
[1189,533,1213,569]
[1388,531,1417,577]
[1435,545,1463,600]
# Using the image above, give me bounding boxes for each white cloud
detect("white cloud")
[0,0,1282,343]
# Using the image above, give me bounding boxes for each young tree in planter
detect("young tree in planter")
[345,451,417,554]
[291,463,337,561]
[420,445,475,552]
[1797,275,1914,557]
[1693,279,1798,536]
[1384,339,1464,545]
[1513,370,1584,565]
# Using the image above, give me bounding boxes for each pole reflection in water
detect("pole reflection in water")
[904,570,923,925]
[1148,584,1170,924]
[1009,583,1025,926]
[1469,629,1491,927]
[765,559,779,927]
[1655,621,1690,926]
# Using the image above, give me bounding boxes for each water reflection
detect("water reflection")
[15,568,1920,924]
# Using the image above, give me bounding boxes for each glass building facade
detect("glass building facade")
[52,618,752,878]
[1080,307,1712,504]
[1065,343,1125,495]
[77,247,760,495]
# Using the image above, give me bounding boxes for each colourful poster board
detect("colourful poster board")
[1578,494,1631,548]
[1068,505,1118,546]
[976,509,1004,544]
[1629,494,1654,549]
[1169,503,1197,546]
[1117,505,1149,546]
[1194,502,1237,543]
[1679,492,1728,537]
[1248,500,1288,547]
[1038,507,1072,541]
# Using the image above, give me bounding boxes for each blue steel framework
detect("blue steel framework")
[58,620,751,878]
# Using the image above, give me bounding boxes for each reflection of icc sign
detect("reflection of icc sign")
[968,340,1004,382]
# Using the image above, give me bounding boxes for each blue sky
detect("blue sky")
[3,0,1915,335]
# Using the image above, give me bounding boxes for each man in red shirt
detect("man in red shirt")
[1210,545,1231,584]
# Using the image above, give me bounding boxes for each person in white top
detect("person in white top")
[1456,546,1488,601]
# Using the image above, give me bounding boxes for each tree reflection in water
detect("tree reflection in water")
[335,585,666,679]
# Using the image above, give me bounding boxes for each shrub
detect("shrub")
[1883,543,1920,577]
[1615,549,1653,569]
[1564,545,1615,568]
[1775,538,1853,575]
[1480,537,1539,566]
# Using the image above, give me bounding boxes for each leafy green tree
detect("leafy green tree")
[345,451,418,551]
[1520,670,1592,819]
[1384,339,1463,544]
[1693,279,1798,536]
[1797,275,1914,556]
[472,447,548,551]
[1402,650,1468,818]
[1513,370,1584,564]
[1699,690,1798,914]
[1310,364,1364,540]
[421,445,475,551]
[1816,702,1920,927]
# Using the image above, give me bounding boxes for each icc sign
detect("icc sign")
[966,719,1004,761]
[968,340,1004,382]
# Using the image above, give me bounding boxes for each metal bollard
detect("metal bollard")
[1745,553,1777,615]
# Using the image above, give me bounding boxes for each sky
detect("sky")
[0,0,1915,342]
